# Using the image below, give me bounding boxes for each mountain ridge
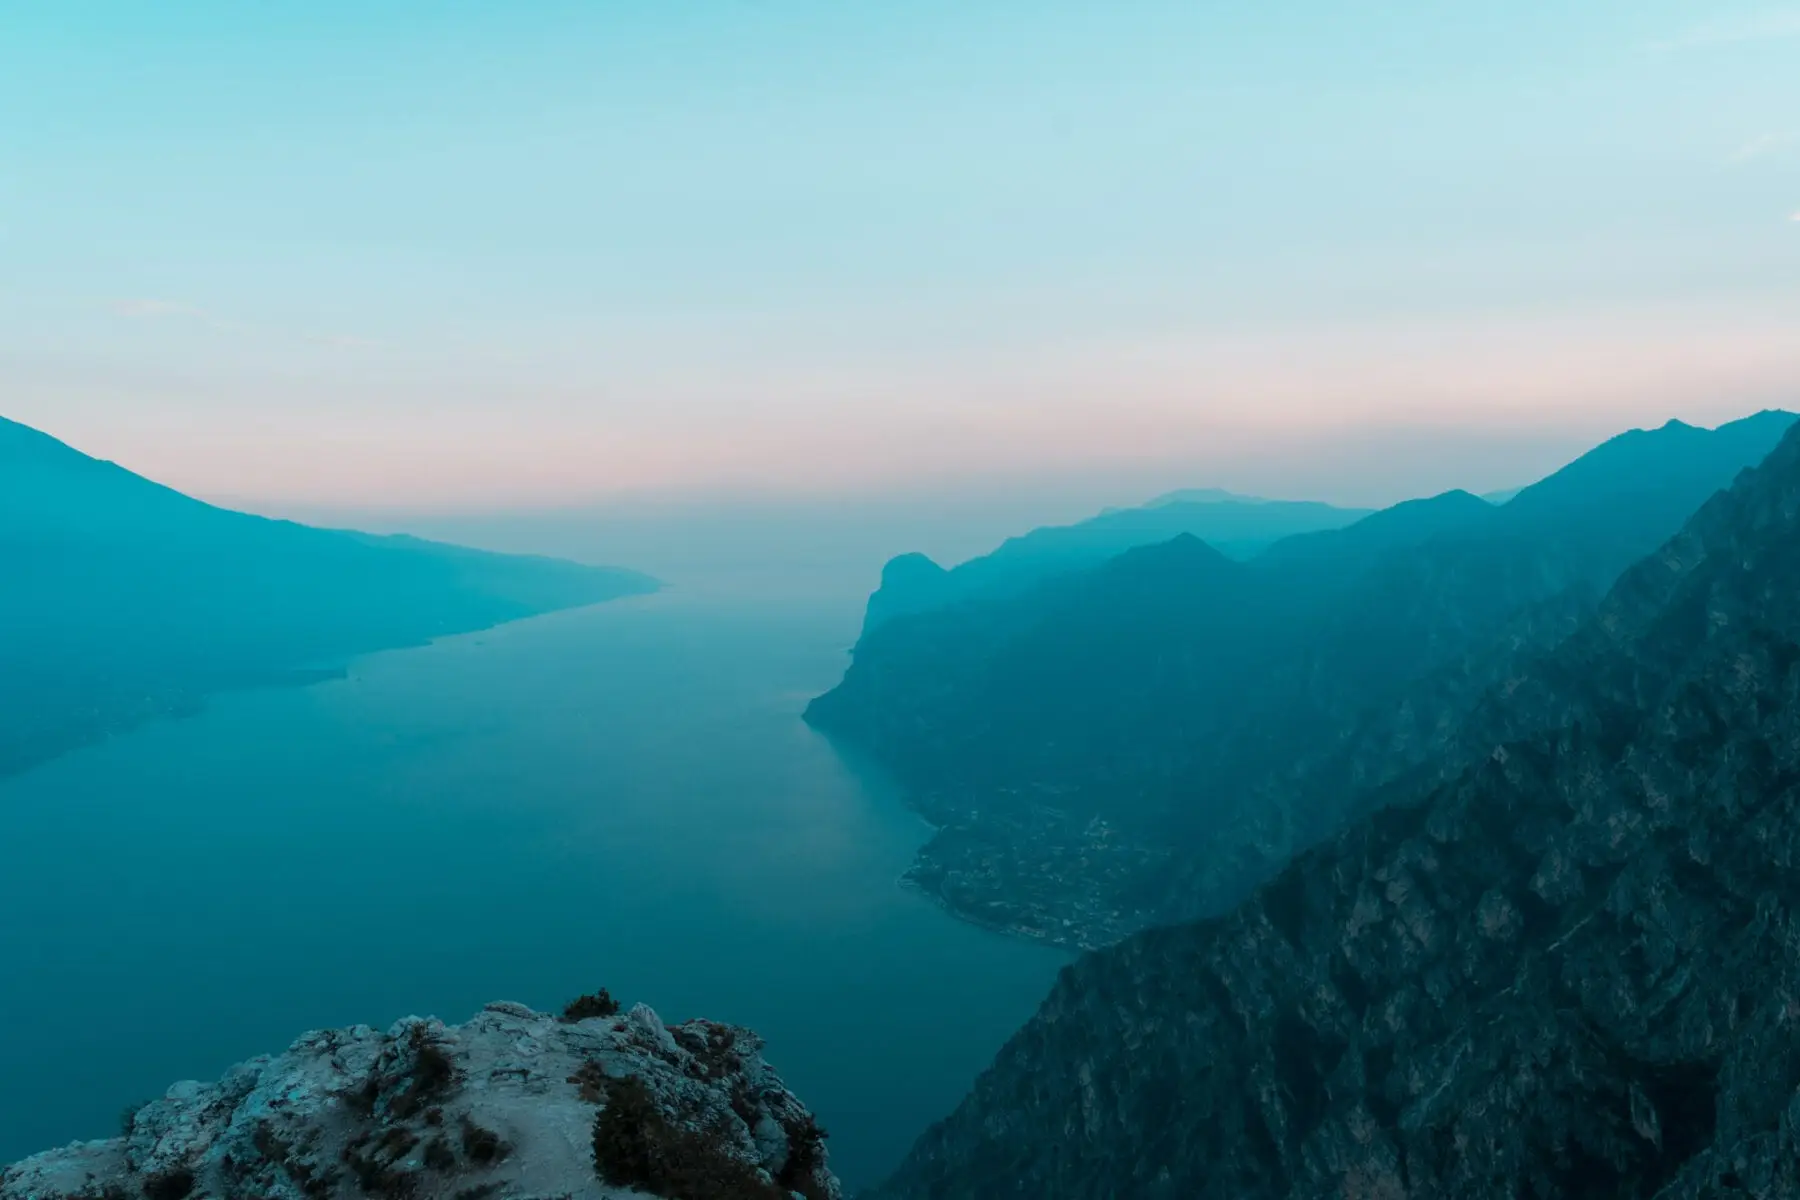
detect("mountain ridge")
[856,491,1370,634]
[872,412,1800,1200]
[807,410,1797,949]
[0,415,658,778]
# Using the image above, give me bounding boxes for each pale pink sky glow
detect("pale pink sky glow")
[15,300,1798,512]
[6,1,1799,517]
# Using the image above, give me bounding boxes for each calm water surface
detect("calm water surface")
[0,588,1067,1187]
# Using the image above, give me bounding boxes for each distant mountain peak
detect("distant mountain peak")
[1108,530,1233,569]
[1143,487,1271,508]
[1257,486,1496,567]
[1503,409,1798,527]
[0,415,102,464]
[857,491,1368,634]
[880,551,947,582]
[1407,487,1487,508]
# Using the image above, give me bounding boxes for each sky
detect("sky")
[3,0,1798,513]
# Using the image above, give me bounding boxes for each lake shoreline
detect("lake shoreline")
[0,592,1066,1188]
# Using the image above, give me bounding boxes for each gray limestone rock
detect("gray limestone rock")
[1,1000,839,1200]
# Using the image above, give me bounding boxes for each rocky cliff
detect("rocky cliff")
[1,998,839,1200]
[871,417,1800,1198]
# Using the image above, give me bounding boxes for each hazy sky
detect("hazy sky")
[4,1,1798,511]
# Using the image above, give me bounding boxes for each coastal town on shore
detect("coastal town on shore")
[900,791,1171,951]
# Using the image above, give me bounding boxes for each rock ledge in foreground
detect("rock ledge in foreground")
[1,998,840,1200]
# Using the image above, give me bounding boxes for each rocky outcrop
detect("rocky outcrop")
[1,999,839,1200]
[871,419,1800,1198]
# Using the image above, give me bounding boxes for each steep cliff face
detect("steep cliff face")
[1,1000,839,1200]
[861,553,954,632]
[873,420,1800,1198]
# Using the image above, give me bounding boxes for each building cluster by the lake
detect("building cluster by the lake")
[902,791,1169,950]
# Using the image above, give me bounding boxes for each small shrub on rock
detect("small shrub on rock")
[118,1103,148,1138]
[561,989,622,1022]
[569,1059,609,1103]
[142,1168,196,1200]
[459,1115,513,1166]
[591,1076,785,1200]
[392,1027,457,1119]
[778,1113,832,1200]
[342,1127,425,1199]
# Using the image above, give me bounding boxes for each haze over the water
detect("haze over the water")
[4,1,1798,514]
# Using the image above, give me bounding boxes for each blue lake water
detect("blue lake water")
[0,588,1067,1188]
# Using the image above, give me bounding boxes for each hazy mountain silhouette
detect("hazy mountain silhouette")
[859,491,1369,633]
[873,413,1800,1200]
[806,411,1796,946]
[1255,487,1493,567]
[0,416,657,778]
[1142,486,1267,505]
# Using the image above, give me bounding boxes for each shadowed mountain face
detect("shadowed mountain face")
[0,416,657,778]
[859,492,1370,633]
[872,417,1800,1199]
[806,412,1796,947]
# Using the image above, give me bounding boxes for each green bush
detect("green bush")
[142,1169,195,1200]
[778,1113,832,1200]
[591,1076,785,1200]
[459,1115,512,1165]
[561,989,622,1022]
[392,1027,457,1119]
